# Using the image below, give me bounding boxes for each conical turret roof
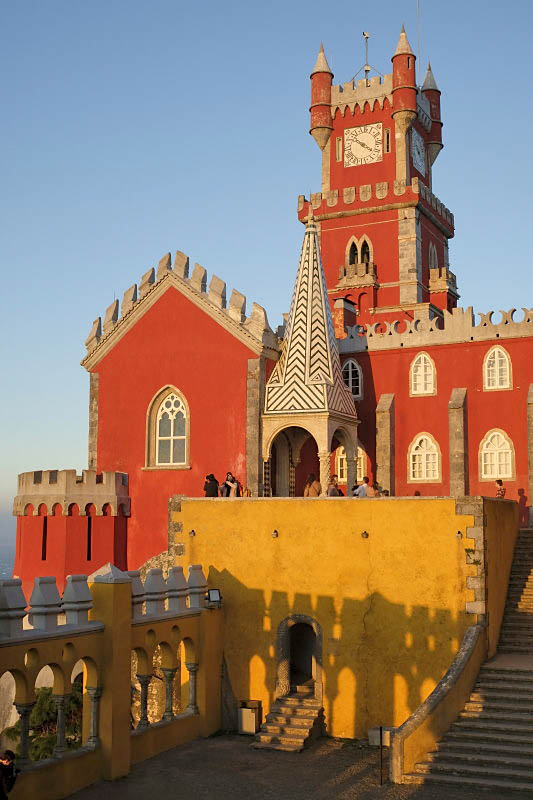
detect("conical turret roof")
[311,43,332,76]
[422,61,440,91]
[264,209,356,417]
[393,24,414,57]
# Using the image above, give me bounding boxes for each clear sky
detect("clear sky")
[1,0,533,545]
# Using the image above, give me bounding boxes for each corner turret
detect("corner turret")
[310,44,333,150]
[391,25,417,181]
[422,62,443,166]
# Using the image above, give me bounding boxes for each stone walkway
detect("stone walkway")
[70,735,533,800]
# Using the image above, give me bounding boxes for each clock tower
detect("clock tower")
[299,27,457,326]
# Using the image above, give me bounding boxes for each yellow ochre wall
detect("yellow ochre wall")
[172,497,479,739]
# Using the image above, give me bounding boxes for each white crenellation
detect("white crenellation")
[29,577,62,631]
[144,568,168,615]
[0,579,27,637]
[62,575,93,626]
[126,571,145,620]
[85,248,278,357]
[13,469,130,517]
[166,566,189,612]
[121,284,138,316]
[187,565,207,610]
[331,73,393,116]
[296,178,454,227]
[339,306,533,354]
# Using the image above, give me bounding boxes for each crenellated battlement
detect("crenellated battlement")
[297,177,454,231]
[339,305,533,353]
[83,250,278,365]
[13,469,130,517]
[331,74,393,115]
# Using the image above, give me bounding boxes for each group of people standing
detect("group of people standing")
[204,472,251,498]
[304,473,386,498]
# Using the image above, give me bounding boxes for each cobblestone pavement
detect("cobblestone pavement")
[71,736,531,800]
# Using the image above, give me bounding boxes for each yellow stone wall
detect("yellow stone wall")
[172,497,480,739]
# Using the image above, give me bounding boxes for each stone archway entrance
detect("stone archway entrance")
[266,427,319,497]
[275,615,323,701]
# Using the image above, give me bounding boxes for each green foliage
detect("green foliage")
[5,681,83,762]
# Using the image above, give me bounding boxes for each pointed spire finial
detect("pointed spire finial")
[311,43,332,76]
[393,24,414,57]
[422,61,440,92]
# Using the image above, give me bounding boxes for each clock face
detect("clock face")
[344,123,382,167]
[411,128,426,176]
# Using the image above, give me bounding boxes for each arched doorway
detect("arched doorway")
[289,623,316,689]
[266,427,319,497]
[276,615,323,702]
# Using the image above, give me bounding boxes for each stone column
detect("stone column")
[162,668,177,721]
[346,456,357,495]
[136,675,151,729]
[246,357,266,496]
[14,702,34,768]
[318,452,331,496]
[86,687,102,747]
[397,207,422,304]
[527,383,533,528]
[185,663,199,713]
[449,388,468,497]
[289,458,296,497]
[53,694,69,756]
[263,459,271,497]
[376,394,395,494]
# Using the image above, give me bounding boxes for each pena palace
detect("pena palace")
[13,27,533,597]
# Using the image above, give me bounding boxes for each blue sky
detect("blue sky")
[1,0,532,546]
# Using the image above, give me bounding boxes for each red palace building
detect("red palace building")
[13,27,533,596]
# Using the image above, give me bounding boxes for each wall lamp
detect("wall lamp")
[272,530,279,538]
[206,588,222,608]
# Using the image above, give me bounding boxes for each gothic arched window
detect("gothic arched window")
[479,429,514,480]
[361,240,370,264]
[146,386,190,469]
[483,346,512,391]
[410,352,436,396]
[408,434,440,482]
[349,242,358,265]
[342,359,363,400]
[429,242,438,269]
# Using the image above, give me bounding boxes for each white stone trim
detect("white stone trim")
[482,345,513,392]
[409,351,437,397]
[145,385,190,470]
[478,428,516,482]
[407,432,442,483]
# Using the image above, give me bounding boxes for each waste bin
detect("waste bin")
[238,700,262,734]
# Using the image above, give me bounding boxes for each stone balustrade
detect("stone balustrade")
[0,563,222,800]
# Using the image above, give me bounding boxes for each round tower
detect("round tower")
[391,25,417,182]
[422,62,443,167]
[309,44,333,150]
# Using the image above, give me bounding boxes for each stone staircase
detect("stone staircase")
[253,685,324,752]
[403,528,533,791]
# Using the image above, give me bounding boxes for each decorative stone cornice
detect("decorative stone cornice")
[82,251,279,370]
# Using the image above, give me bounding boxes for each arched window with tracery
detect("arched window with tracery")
[146,386,190,468]
[410,352,436,396]
[408,434,440,482]
[336,446,347,482]
[479,429,514,480]
[483,346,512,391]
[356,445,367,482]
[342,359,363,400]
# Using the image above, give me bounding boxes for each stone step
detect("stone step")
[453,717,533,733]
[403,773,533,791]
[275,705,318,717]
[265,715,314,729]
[498,646,533,654]
[413,760,533,783]
[465,698,533,713]
[470,689,533,703]
[446,727,533,746]
[280,696,321,707]
[460,708,533,721]
[437,738,533,756]
[478,668,533,680]
[263,723,314,737]
[425,749,533,769]
[252,740,303,752]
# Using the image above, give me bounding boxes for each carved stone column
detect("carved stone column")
[318,452,331,496]
[136,674,151,729]
[53,694,69,756]
[263,459,271,497]
[14,702,34,768]
[86,687,102,747]
[346,457,357,495]
[185,662,198,713]
[162,668,177,721]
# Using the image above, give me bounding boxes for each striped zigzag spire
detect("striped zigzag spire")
[265,212,356,417]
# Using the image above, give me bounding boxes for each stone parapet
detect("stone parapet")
[339,305,533,353]
[331,74,393,115]
[429,266,458,296]
[337,260,377,288]
[13,469,130,517]
[83,250,278,365]
[297,177,454,233]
